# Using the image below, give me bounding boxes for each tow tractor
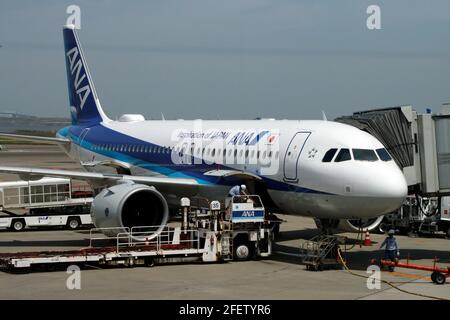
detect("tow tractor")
[0,195,274,272]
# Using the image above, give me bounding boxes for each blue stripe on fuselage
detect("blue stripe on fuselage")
[59,124,332,194]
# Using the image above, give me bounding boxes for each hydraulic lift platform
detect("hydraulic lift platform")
[0,195,274,272]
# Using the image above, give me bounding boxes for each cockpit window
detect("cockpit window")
[322,148,338,162]
[334,148,351,162]
[376,148,392,161]
[352,149,378,161]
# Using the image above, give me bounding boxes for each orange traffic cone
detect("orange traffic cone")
[363,230,372,246]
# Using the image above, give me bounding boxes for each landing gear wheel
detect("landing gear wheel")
[67,217,80,230]
[432,272,446,285]
[12,220,25,231]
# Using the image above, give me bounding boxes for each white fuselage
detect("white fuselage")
[58,118,408,219]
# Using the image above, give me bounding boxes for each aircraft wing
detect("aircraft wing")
[0,133,71,145]
[0,166,199,190]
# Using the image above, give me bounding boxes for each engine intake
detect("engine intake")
[314,216,384,233]
[91,182,169,240]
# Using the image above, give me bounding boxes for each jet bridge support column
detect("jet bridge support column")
[417,114,439,194]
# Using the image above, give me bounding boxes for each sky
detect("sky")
[0,0,449,120]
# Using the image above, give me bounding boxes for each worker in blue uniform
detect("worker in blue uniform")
[228,184,247,197]
[226,184,248,208]
[380,229,400,271]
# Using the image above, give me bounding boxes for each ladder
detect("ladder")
[220,220,233,261]
[300,235,342,271]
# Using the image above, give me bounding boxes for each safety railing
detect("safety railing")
[130,225,172,245]
[231,195,264,210]
[89,227,130,247]
[115,225,201,253]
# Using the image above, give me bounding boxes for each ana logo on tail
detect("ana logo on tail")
[66,46,91,111]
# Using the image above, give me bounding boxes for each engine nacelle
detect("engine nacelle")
[314,216,384,233]
[91,182,169,240]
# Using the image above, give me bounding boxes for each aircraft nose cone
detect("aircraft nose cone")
[384,170,408,198]
[375,167,408,214]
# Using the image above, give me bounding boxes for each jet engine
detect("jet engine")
[314,216,384,233]
[91,182,169,240]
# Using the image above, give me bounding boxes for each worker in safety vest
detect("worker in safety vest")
[380,229,400,271]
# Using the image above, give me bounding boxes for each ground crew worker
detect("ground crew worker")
[380,229,400,271]
[228,184,248,197]
[226,184,248,208]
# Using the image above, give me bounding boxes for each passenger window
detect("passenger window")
[322,148,338,162]
[353,149,378,161]
[376,148,392,161]
[334,149,351,162]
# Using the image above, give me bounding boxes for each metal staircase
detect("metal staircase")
[219,218,234,261]
[300,235,342,271]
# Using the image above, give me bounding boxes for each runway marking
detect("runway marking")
[383,271,431,281]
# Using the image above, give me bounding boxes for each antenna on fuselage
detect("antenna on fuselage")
[161,112,165,121]
[321,110,328,121]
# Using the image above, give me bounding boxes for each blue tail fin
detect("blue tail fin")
[63,25,109,125]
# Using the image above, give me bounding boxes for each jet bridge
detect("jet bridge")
[336,103,450,196]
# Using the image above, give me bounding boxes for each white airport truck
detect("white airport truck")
[379,195,450,237]
[0,195,274,272]
[0,178,93,231]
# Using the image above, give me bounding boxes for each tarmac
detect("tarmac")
[0,144,449,300]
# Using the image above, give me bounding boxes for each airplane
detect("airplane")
[0,25,407,238]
